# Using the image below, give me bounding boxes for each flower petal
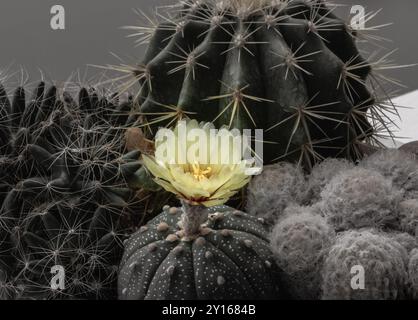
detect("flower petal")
[142,155,173,181]
[153,178,181,196]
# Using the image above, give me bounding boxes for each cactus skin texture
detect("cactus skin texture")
[409,249,418,299]
[320,168,402,231]
[0,82,143,299]
[265,149,418,299]
[398,200,418,237]
[270,207,335,299]
[118,205,286,300]
[360,150,418,200]
[322,230,409,300]
[389,232,418,254]
[126,0,392,168]
[246,162,306,225]
[306,158,354,204]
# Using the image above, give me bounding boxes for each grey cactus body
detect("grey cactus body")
[266,149,418,299]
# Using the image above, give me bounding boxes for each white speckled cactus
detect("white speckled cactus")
[118,205,285,299]
[118,120,287,300]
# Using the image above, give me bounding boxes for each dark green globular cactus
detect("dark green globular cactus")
[0,82,143,299]
[116,0,398,168]
[118,204,286,300]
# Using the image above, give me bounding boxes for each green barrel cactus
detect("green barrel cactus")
[118,204,285,300]
[116,0,396,168]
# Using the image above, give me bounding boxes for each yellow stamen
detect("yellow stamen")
[191,163,212,181]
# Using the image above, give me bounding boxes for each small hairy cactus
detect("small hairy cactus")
[389,232,418,254]
[306,158,354,203]
[399,141,418,158]
[270,206,335,299]
[264,149,418,300]
[398,200,418,237]
[113,0,399,168]
[119,205,286,300]
[360,150,418,200]
[0,82,143,299]
[409,249,418,299]
[246,162,306,225]
[322,230,409,300]
[320,168,402,231]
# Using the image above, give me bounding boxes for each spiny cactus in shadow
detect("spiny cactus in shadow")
[0,82,148,299]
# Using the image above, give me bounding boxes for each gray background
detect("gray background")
[0,0,417,93]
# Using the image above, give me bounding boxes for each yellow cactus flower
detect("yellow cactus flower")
[142,120,260,207]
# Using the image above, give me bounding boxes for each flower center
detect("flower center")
[191,163,212,181]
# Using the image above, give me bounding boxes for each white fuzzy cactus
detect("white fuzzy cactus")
[320,168,402,231]
[409,249,418,299]
[360,149,418,199]
[322,230,409,300]
[306,158,354,203]
[246,162,306,225]
[270,206,335,299]
[399,199,418,237]
[389,232,418,254]
[266,149,418,300]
